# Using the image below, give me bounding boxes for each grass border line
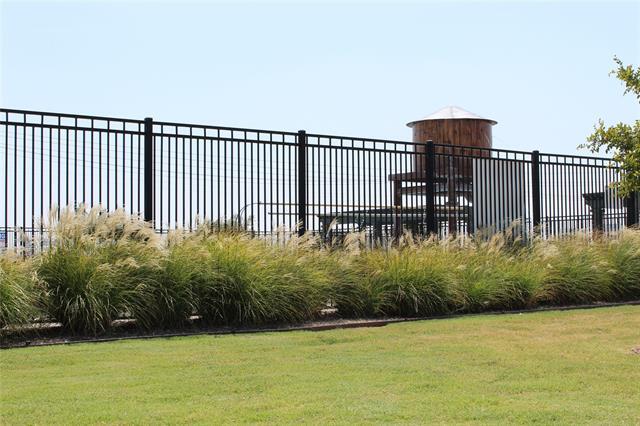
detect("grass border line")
[2,300,639,350]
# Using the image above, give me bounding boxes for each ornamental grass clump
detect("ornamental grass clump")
[319,231,375,318]
[354,233,458,317]
[599,229,640,300]
[37,207,170,334]
[321,250,374,318]
[451,235,543,312]
[533,235,615,306]
[167,228,331,325]
[0,254,39,329]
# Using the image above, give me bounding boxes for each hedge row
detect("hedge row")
[1,209,639,334]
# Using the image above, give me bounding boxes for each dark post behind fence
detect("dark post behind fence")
[425,140,437,235]
[297,130,307,236]
[627,191,638,227]
[143,117,154,223]
[531,150,541,233]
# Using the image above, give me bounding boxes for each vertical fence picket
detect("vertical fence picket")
[143,117,154,224]
[297,130,307,236]
[531,150,541,235]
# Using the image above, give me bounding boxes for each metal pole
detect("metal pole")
[531,150,541,234]
[144,117,154,223]
[297,130,307,236]
[393,180,402,240]
[425,141,437,235]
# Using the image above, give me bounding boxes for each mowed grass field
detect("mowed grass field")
[1,306,639,424]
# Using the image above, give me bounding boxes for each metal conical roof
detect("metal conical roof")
[407,106,497,127]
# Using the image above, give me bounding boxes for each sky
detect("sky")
[1,0,639,155]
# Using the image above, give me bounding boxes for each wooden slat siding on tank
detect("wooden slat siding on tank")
[411,119,493,179]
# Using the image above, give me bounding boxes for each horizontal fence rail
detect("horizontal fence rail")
[1,108,638,250]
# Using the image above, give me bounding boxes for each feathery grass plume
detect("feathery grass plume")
[38,245,115,334]
[322,251,374,318]
[275,231,333,317]
[341,230,368,255]
[318,230,374,318]
[533,233,615,305]
[0,253,39,329]
[164,226,222,319]
[599,229,640,299]
[451,233,543,312]
[38,206,166,334]
[354,233,458,317]
[205,216,253,233]
[173,228,330,326]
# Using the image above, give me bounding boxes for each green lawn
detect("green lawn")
[2,306,639,424]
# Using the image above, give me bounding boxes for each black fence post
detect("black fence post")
[425,141,437,236]
[297,130,307,236]
[143,117,154,223]
[531,150,541,234]
[627,191,638,228]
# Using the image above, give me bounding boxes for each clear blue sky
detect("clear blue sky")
[2,1,639,155]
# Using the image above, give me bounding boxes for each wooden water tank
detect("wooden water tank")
[407,106,496,178]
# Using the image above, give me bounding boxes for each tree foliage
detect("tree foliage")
[582,57,640,197]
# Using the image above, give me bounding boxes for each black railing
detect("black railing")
[1,108,638,250]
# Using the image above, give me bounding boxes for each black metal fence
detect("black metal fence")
[1,108,638,250]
